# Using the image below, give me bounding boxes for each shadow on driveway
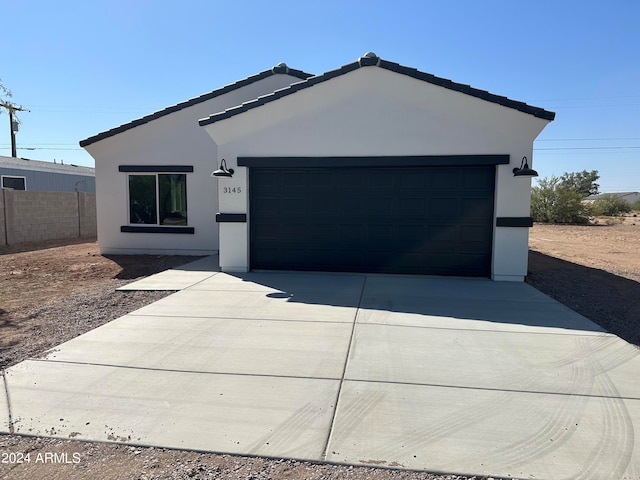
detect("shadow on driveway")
[216,270,605,334]
[105,255,205,280]
[527,250,640,347]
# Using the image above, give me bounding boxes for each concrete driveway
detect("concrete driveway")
[2,267,640,479]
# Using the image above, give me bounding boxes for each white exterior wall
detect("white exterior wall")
[83,74,304,255]
[205,67,552,280]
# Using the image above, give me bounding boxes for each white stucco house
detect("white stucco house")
[81,53,555,281]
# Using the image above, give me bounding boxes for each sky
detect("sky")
[0,0,638,193]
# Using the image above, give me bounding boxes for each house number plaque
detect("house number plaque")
[222,187,242,194]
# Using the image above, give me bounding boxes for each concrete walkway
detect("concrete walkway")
[116,255,220,291]
[2,268,640,480]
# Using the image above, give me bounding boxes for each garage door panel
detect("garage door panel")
[364,225,394,243]
[250,165,494,276]
[367,170,394,188]
[430,170,460,189]
[367,198,394,216]
[461,168,494,188]
[337,171,364,188]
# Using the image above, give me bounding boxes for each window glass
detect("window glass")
[129,175,157,224]
[128,173,188,226]
[158,174,187,225]
[2,176,26,190]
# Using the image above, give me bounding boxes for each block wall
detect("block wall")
[1,190,97,245]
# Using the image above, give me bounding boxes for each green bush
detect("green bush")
[531,176,590,224]
[630,200,640,212]
[592,194,632,216]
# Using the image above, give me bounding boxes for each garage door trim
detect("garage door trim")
[238,155,509,168]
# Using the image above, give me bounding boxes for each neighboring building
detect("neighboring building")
[81,53,555,281]
[0,155,95,192]
[585,192,640,205]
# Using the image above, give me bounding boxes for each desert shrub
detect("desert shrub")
[531,176,590,224]
[592,194,632,216]
[630,200,640,212]
[559,170,600,197]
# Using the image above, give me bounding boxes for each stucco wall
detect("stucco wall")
[1,190,96,245]
[204,67,552,280]
[84,73,304,255]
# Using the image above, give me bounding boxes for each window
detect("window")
[128,174,187,226]
[2,176,26,190]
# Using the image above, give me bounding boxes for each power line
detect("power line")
[551,104,640,109]
[0,146,82,151]
[535,146,640,150]
[535,137,640,142]
[532,95,640,102]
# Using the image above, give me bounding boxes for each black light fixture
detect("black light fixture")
[211,159,234,178]
[512,156,539,177]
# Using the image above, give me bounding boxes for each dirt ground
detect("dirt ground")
[527,221,640,346]
[1,224,639,479]
[0,237,196,314]
[529,220,640,283]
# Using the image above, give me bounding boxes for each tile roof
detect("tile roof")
[199,53,556,127]
[79,65,312,147]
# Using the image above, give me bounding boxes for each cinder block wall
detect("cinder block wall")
[0,190,6,246]
[79,192,97,237]
[1,190,97,245]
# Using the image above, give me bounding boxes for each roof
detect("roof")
[0,155,95,176]
[199,52,556,127]
[79,64,313,148]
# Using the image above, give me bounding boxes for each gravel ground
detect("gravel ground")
[0,435,488,480]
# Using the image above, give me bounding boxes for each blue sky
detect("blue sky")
[1,0,638,192]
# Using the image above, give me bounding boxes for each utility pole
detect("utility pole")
[0,101,29,158]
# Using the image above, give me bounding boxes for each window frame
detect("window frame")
[126,172,189,227]
[1,175,27,190]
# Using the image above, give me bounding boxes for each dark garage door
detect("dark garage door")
[249,165,495,276]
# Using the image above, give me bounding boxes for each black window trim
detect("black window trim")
[125,171,190,231]
[121,226,194,234]
[119,165,194,173]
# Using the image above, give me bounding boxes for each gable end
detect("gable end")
[199,53,555,127]
[79,66,312,148]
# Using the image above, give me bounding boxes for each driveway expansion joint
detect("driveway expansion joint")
[322,276,368,461]
[360,321,610,336]
[344,377,640,401]
[27,359,342,382]
[1,369,14,433]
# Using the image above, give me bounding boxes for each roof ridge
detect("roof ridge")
[79,65,313,147]
[199,53,556,126]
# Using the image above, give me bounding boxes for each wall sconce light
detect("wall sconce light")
[512,156,538,177]
[211,159,235,178]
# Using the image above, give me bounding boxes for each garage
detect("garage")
[200,53,555,281]
[246,157,500,276]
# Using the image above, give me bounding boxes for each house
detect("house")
[585,192,640,205]
[0,155,95,192]
[81,53,555,281]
